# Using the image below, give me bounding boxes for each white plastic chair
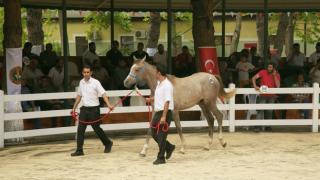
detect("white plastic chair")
[68,62,79,76]
[130,96,146,106]
[109,96,123,107]
[244,94,263,130]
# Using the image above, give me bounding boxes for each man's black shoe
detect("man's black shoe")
[166,145,176,159]
[71,151,84,156]
[153,159,166,165]
[104,141,113,153]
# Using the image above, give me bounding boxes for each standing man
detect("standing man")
[71,65,115,156]
[145,65,175,165]
[105,40,123,76]
[286,43,307,78]
[252,62,280,132]
[292,74,310,119]
[82,42,99,68]
[48,59,64,92]
[153,44,167,68]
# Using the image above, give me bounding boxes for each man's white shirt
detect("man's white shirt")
[154,78,174,111]
[78,77,106,107]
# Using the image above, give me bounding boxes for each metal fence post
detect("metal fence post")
[228,84,236,132]
[0,90,4,148]
[312,83,319,132]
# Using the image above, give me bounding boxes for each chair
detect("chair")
[68,62,79,76]
[244,94,263,130]
[109,97,123,107]
[130,96,146,106]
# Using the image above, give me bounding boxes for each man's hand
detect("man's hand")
[272,70,277,76]
[160,116,166,124]
[108,105,115,110]
[71,108,76,114]
[254,86,260,90]
[298,97,304,103]
[145,98,151,103]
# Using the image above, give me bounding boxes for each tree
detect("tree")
[145,12,161,50]
[230,12,242,54]
[191,0,215,72]
[273,13,289,56]
[256,13,267,55]
[27,8,44,49]
[285,13,297,55]
[294,12,320,44]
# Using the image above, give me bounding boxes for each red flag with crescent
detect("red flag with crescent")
[199,47,219,76]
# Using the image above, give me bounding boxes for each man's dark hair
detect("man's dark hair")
[156,65,167,76]
[250,47,257,51]
[241,49,249,54]
[93,59,99,65]
[55,59,62,64]
[41,76,49,81]
[158,44,164,48]
[240,52,248,59]
[182,46,188,50]
[112,40,119,45]
[268,62,276,68]
[82,65,92,71]
[293,43,300,48]
[24,42,33,49]
[138,42,144,46]
[46,43,53,48]
[89,42,95,47]
[316,42,320,47]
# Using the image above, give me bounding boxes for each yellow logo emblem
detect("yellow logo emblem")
[9,66,22,85]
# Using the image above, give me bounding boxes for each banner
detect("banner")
[31,45,42,56]
[6,48,22,112]
[199,47,219,75]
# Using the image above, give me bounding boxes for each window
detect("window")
[215,36,232,45]
[76,37,88,56]
[121,36,134,50]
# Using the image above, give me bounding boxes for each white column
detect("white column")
[0,90,4,148]
[312,83,319,132]
[228,83,236,132]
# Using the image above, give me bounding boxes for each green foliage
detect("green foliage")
[43,9,58,45]
[295,12,320,44]
[84,11,133,39]
[177,12,193,27]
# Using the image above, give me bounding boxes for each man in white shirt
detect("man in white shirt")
[82,42,99,68]
[71,65,115,156]
[308,42,320,67]
[286,43,307,78]
[22,59,44,91]
[145,65,175,165]
[153,44,168,68]
[48,59,64,92]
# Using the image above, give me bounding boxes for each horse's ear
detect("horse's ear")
[140,56,146,64]
[133,56,138,63]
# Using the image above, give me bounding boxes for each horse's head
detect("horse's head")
[124,56,147,88]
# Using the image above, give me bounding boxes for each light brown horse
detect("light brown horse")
[124,56,237,157]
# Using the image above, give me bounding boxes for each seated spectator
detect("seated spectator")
[22,42,34,62]
[219,61,233,88]
[308,58,320,85]
[307,42,320,68]
[39,43,57,75]
[247,47,260,64]
[129,42,150,61]
[92,59,114,90]
[267,49,282,70]
[153,44,167,68]
[34,76,63,128]
[21,76,36,112]
[105,40,123,76]
[22,59,44,92]
[292,74,310,119]
[83,42,99,68]
[228,53,258,88]
[48,59,64,92]
[286,43,307,78]
[115,59,130,90]
[175,46,193,77]
[126,58,133,69]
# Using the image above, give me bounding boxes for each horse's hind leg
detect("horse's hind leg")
[139,127,152,157]
[199,101,215,151]
[172,110,186,154]
[208,102,227,148]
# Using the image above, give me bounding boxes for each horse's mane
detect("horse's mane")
[144,62,177,85]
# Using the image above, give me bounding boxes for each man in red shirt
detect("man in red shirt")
[175,46,193,77]
[252,62,280,132]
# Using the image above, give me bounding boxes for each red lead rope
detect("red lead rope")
[70,90,169,135]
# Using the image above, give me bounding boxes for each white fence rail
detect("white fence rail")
[1,83,320,148]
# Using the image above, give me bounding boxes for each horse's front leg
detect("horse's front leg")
[172,110,186,154]
[139,127,152,157]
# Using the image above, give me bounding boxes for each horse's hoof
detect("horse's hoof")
[139,154,146,157]
[203,148,209,151]
[178,151,185,154]
[222,142,227,148]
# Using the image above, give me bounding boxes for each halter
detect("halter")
[128,62,146,89]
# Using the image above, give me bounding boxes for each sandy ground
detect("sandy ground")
[1,127,320,180]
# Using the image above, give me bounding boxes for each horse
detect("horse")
[124,56,237,157]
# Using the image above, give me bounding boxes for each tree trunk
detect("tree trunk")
[145,12,161,50]
[274,12,289,56]
[27,8,44,49]
[58,10,69,55]
[230,12,242,54]
[285,14,297,55]
[256,13,266,55]
[171,13,178,56]
[191,0,215,72]
[3,0,24,143]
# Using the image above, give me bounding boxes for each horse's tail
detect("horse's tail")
[215,75,238,100]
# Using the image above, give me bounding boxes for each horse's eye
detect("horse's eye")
[135,69,140,72]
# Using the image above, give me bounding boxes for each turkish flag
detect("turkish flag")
[199,47,219,75]
[79,10,82,15]
[132,11,135,16]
